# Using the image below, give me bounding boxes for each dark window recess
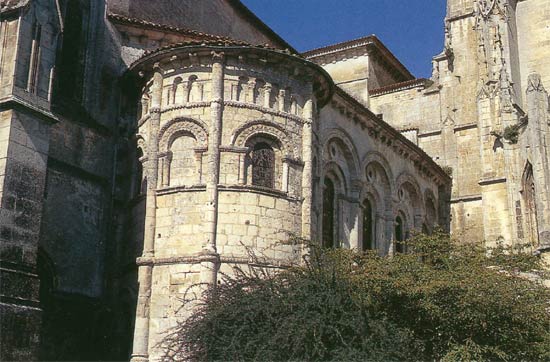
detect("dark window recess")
[251,142,275,188]
[55,0,86,105]
[322,178,335,248]
[395,216,405,253]
[362,200,374,251]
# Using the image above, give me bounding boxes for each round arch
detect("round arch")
[158,117,209,152]
[321,128,360,181]
[231,120,296,159]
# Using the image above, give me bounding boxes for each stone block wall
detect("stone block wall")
[0,108,51,361]
[517,0,550,103]
[128,44,332,360]
[317,97,450,253]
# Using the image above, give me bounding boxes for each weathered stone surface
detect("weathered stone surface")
[0,0,548,361]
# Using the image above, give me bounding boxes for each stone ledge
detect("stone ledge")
[157,185,207,196]
[479,177,507,186]
[218,184,301,201]
[136,252,292,268]
[450,194,483,204]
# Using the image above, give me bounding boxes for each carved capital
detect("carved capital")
[211,51,225,63]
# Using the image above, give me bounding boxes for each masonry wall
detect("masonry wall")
[516,0,550,101]
[317,98,448,253]
[0,108,50,361]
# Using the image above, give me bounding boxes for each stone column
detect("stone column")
[238,152,246,185]
[281,158,290,193]
[264,83,272,108]
[160,151,172,187]
[301,98,315,240]
[202,52,224,285]
[194,149,203,185]
[278,89,286,112]
[131,66,163,362]
[348,180,363,250]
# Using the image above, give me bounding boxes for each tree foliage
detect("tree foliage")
[159,231,550,361]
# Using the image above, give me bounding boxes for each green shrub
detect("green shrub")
[159,231,550,362]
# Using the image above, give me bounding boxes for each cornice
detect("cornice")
[331,87,451,186]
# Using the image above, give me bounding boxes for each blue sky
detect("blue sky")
[241,0,447,79]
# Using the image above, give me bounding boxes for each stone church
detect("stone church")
[0,0,548,360]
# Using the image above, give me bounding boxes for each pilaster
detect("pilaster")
[525,74,550,250]
[130,66,163,362]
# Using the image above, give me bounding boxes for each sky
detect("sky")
[241,0,447,79]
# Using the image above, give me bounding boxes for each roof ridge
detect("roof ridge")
[302,34,376,57]
[370,78,432,96]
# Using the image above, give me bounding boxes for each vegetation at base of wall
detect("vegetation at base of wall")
[159,230,550,362]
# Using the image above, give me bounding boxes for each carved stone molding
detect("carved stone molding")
[158,117,209,151]
[231,119,298,159]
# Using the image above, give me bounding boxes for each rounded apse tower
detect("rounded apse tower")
[128,41,333,361]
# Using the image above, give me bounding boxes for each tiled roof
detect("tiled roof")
[108,13,236,42]
[130,40,301,70]
[370,78,433,96]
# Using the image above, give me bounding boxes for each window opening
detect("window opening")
[251,142,275,188]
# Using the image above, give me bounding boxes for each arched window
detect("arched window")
[362,199,374,251]
[322,178,335,248]
[395,215,405,253]
[245,135,281,190]
[251,142,275,188]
